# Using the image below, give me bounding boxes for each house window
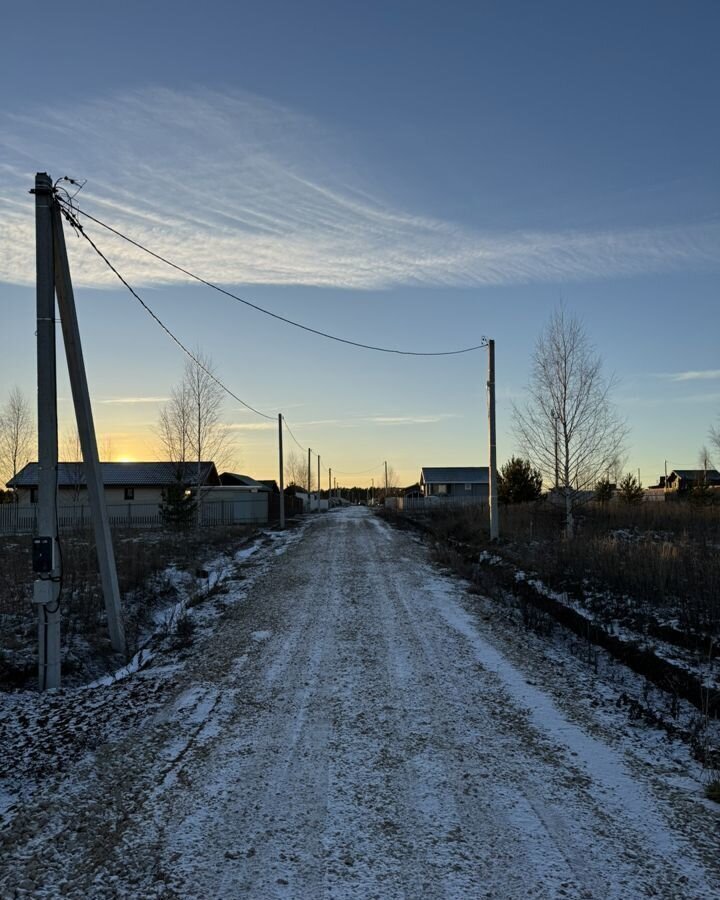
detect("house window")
[30,488,38,504]
[124,487,135,501]
[464,483,472,491]
[436,484,448,495]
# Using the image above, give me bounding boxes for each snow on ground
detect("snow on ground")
[1,507,718,898]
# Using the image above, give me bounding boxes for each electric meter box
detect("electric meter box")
[32,537,54,574]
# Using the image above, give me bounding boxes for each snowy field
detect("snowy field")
[1,507,718,898]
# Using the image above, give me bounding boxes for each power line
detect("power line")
[332,463,385,476]
[56,194,488,357]
[59,203,276,422]
[61,202,375,473]
[55,192,457,482]
[282,417,310,455]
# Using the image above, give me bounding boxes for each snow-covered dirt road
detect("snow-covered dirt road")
[1,507,718,898]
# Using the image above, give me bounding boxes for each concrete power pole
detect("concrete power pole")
[32,173,61,689]
[487,338,499,540]
[51,196,126,653]
[278,414,285,528]
[307,448,311,510]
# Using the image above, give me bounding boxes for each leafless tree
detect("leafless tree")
[61,427,84,503]
[513,308,627,536]
[98,434,114,462]
[159,350,231,524]
[709,423,720,463]
[698,445,713,477]
[0,387,35,490]
[157,380,193,478]
[284,448,306,490]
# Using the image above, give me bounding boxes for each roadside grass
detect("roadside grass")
[417,500,720,640]
[0,524,257,688]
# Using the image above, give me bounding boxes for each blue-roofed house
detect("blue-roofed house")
[419,466,489,502]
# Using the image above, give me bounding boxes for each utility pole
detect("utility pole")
[278,414,285,528]
[328,467,332,505]
[487,338,499,541]
[317,454,321,512]
[51,197,125,653]
[384,460,388,501]
[32,173,61,690]
[307,448,311,510]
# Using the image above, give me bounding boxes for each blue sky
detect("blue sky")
[1,1,719,486]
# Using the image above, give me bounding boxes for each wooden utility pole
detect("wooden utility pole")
[317,455,321,512]
[32,173,61,689]
[328,467,332,505]
[278,414,285,528]
[487,339,499,540]
[51,197,125,652]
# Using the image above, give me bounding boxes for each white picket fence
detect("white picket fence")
[0,496,268,535]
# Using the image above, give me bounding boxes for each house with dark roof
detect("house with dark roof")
[7,461,220,507]
[665,469,720,493]
[219,472,273,492]
[419,467,489,502]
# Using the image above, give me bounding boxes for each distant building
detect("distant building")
[665,469,720,492]
[219,472,273,492]
[7,461,220,506]
[419,467,489,502]
[645,469,720,500]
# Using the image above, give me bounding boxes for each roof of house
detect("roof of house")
[219,472,272,491]
[670,469,720,481]
[7,461,219,489]
[420,466,489,484]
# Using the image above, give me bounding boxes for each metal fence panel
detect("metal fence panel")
[0,498,268,535]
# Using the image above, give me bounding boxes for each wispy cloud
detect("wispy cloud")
[367,414,457,426]
[656,370,720,382]
[1,87,718,290]
[223,422,275,431]
[99,395,170,404]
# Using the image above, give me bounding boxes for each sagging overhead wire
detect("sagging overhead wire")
[54,189,488,357]
[57,200,276,422]
[332,463,385,476]
[58,197,379,473]
[282,417,311,455]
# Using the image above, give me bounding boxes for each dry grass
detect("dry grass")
[0,524,257,686]
[410,500,720,638]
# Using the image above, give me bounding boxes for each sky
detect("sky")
[1,0,719,488]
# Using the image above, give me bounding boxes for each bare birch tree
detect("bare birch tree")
[284,448,305,488]
[0,387,35,490]
[513,308,627,536]
[158,350,230,525]
[157,380,193,479]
